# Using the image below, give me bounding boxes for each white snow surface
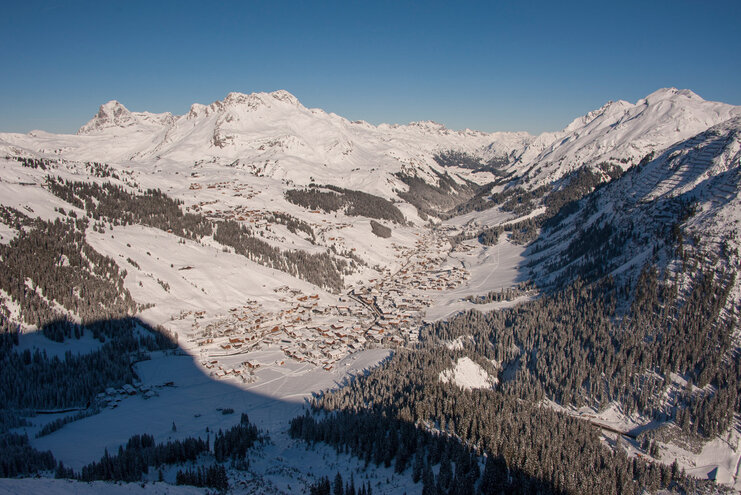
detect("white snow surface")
[509,88,741,187]
[439,357,495,390]
[31,348,391,470]
[5,88,737,201]
[425,239,528,321]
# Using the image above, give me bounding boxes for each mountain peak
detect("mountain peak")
[407,121,449,132]
[97,100,136,123]
[78,100,176,135]
[641,87,703,105]
[99,99,130,116]
[221,90,301,109]
[185,90,302,120]
[269,89,300,105]
[77,100,134,134]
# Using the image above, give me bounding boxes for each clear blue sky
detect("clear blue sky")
[1,0,739,134]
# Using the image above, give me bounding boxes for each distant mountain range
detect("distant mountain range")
[3,88,737,201]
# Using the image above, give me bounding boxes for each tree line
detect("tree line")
[308,471,373,495]
[292,344,707,494]
[286,184,406,224]
[395,169,475,219]
[46,177,351,292]
[0,210,138,338]
[64,412,260,490]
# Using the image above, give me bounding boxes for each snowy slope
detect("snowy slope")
[3,88,737,207]
[527,116,741,295]
[1,90,527,202]
[509,88,741,187]
[439,356,496,390]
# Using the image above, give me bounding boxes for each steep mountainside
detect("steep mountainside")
[510,88,741,188]
[528,116,741,292]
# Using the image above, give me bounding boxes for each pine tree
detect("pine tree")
[422,461,436,495]
[438,450,453,492]
[333,471,344,495]
[412,445,425,483]
[345,473,357,495]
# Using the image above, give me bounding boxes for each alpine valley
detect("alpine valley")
[1,88,740,494]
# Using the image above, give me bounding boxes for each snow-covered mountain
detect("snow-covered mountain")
[509,88,741,187]
[77,100,176,134]
[10,88,740,197]
[3,88,738,206]
[2,90,531,202]
[526,116,741,293]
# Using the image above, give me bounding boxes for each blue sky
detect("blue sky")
[1,0,739,134]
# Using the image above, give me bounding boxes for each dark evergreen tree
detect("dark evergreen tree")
[333,471,345,495]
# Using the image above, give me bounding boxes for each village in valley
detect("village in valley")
[172,229,470,384]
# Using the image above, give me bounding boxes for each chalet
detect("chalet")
[324,348,343,360]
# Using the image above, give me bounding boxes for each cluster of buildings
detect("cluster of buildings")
[184,289,377,378]
[353,236,469,344]
[171,221,470,383]
[187,179,258,198]
[97,381,171,409]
